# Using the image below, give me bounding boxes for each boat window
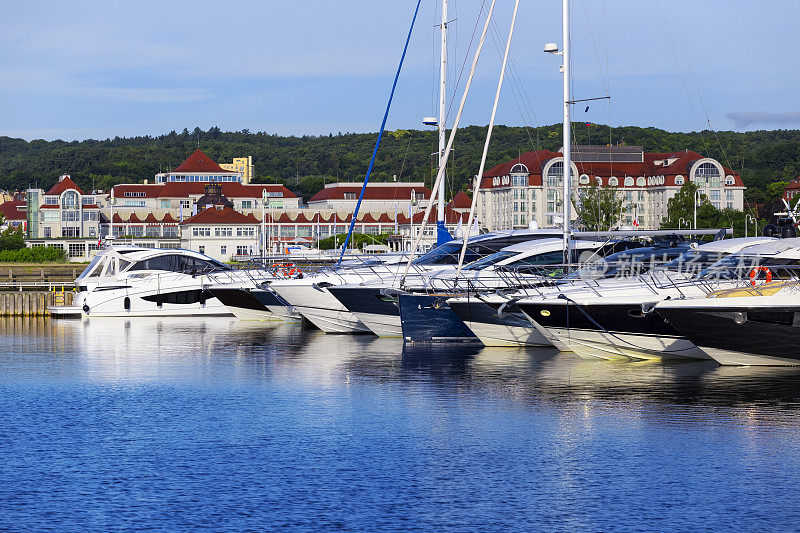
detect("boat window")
[563,248,687,281]
[78,254,106,279]
[117,259,131,272]
[462,251,516,271]
[506,250,565,267]
[660,251,729,275]
[127,254,184,273]
[701,255,800,281]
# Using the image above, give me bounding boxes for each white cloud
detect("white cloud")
[727,111,800,128]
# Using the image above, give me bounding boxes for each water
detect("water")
[1,317,800,531]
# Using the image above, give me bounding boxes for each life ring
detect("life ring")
[276,263,300,278]
[749,266,772,286]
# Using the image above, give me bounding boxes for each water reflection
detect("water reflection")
[4,316,800,420]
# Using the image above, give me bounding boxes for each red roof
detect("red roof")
[411,206,468,224]
[481,149,744,189]
[45,176,85,195]
[173,149,228,173]
[179,206,260,225]
[111,182,296,199]
[161,213,178,224]
[0,201,26,221]
[309,183,431,203]
[448,190,472,209]
[127,213,143,224]
[143,213,160,224]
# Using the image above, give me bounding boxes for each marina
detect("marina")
[3,0,800,529]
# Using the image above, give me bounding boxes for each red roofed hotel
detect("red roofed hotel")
[24,150,470,261]
[476,145,745,230]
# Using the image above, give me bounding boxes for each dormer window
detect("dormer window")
[343,192,357,200]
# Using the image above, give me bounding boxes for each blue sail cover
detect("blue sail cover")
[436,220,453,246]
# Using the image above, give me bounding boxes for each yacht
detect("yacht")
[515,237,785,360]
[446,241,697,347]
[270,229,567,334]
[394,238,637,343]
[72,246,272,318]
[655,241,800,366]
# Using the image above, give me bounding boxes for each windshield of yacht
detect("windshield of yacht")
[412,242,482,266]
[563,247,689,281]
[125,254,232,274]
[698,255,800,280]
[77,254,106,280]
[659,251,730,275]
[461,251,517,271]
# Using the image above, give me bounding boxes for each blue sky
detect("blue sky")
[1,0,798,141]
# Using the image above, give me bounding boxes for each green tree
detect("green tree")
[661,181,707,229]
[575,184,623,231]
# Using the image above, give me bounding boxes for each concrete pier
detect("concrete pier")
[0,291,74,316]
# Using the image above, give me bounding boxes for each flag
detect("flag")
[584,105,589,113]
[454,217,463,238]
[586,122,593,127]
[633,217,640,228]
[471,217,478,236]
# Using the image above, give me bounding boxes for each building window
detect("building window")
[220,246,227,255]
[636,177,646,187]
[579,174,590,185]
[675,176,685,186]
[725,176,735,185]
[215,227,233,237]
[160,200,171,208]
[62,211,79,222]
[67,243,85,258]
[694,162,720,186]
[241,200,253,210]
[192,227,211,237]
[710,190,721,200]
[237,227,255,237]
[62,227,80,238]
[236,245,249,255]
[624,177,634,187]
[82,196,94,205]
[198,246,205,254]
[344,192,357,200]
[43,227,51,238]
[180,200,191,211]
[42,210,59,222]
[44,196,58,205]
[608,177,618,187]
[163,226,178,237]
[61,191,79,208]
[726,190,734,201]
[130,226,143,237]
[146,226,160,237]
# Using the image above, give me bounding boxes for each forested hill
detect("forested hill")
[1,124,799,204]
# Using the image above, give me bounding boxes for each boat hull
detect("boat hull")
[657,301,800,366]
[210,288,280,321]
[398,293,480,343]
[327,286,402,337]
[516,300,710,361]
[270,282,371,334]
[447,299,550,347]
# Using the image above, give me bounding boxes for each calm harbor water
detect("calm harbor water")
[1,317,800,531]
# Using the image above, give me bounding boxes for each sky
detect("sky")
[1,0,799,141]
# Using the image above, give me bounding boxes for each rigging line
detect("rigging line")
[337,0,423,265]
[654,0,710,157]
[457,0,520,277]
[486,17,540,152]
[662,0,736,178]
[579,0,609,95]
[443,0,487,126]
[401,0,498,285]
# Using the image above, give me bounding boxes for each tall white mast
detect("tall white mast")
[437,0,448,224]
[561,0,572,270]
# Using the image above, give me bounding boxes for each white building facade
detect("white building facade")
[476,146,746,231]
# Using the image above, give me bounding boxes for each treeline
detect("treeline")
[1,124,799,204]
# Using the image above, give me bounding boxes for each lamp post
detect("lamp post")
[693,189,702,229]
[678,217,687,230]
[261,190,267,258]
[745,214,756,238]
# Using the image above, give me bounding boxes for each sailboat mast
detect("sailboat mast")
[437,0,448,224]
[561,0,572,270]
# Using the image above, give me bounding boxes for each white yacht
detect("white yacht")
[515,237,792,361]
[70,246,272,318]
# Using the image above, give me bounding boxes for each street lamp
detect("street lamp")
[745,214,756,238]
[693,189,703,229]
[678,217,687,230]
